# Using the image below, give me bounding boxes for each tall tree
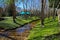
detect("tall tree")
[49,0,60,20]
[49,0,60,8]
[41,0,46,27]
[0,7,3,18]
[4,0,16,22]
[25,0,28,19]
[5,0,17,22]
[9,0,16,23]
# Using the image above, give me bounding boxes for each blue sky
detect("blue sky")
[15,0,41,10]
[15,0,49,10]
[0,0,49,11]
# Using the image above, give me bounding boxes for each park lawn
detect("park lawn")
[28,17,60,40]
[0,16,39,29]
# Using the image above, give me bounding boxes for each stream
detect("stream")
[0,19,40,40]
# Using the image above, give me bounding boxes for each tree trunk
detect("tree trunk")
[9,0,16,23]
[0,7,3,18]
[25,0,28,19]
[52,1,56,20]
[41,0,46,27]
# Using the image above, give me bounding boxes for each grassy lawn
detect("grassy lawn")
[0,16,39,29]
[28,17,60,40]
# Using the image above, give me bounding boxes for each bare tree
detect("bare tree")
[25,0,28,19]
[41,0,46,27]
[0,7,3,18]
[52,1,56,20]
[9,0,16,23]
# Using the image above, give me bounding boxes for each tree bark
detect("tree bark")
[52,1,56,20]
[9,0,16,23]
[0,7,3,18]
[41,0,46,27]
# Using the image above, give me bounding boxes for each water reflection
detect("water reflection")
[16,24,31,34]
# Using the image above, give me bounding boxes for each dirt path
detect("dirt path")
[0,19,40,40]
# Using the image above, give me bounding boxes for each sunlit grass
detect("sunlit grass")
[0,16,39,29]
[28,17,60,40]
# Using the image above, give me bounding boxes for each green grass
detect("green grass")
[53,37,60,40]
[28,17,60,40]
[0,16,39,29]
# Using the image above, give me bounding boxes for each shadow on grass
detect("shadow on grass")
[0,18,5,21]
[13,18,21,25]
[0,23,16,30]
[28,36,44,40]
[44,32,60,40]
[4,19,40,31]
